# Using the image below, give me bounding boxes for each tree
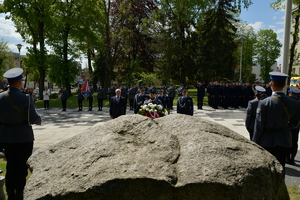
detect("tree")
[235,23,257,82]
[110,0,158,82]
[0,38,13,79]
[1,0,56,99]
[254,29,281,81]
[198,0,239,81]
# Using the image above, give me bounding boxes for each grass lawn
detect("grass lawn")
[0,159,298,199]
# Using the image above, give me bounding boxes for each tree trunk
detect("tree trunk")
[288,7,300,86]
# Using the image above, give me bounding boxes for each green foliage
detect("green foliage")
[235,24,257,82]
[198,0,239,81]
[0,39,13,79]
[254,29,281,82]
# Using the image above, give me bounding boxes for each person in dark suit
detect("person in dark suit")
[177,88,193,116]
[0,68,41,200]
[59,85,68,111]
[253,72,300,172]
[245,86,267,140]
[110,89,126,119]
[75,85,84,111]
[96,83,106,111]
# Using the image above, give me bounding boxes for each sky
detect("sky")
[0,0,286,67]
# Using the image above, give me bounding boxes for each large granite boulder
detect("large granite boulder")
[25,114,289,200]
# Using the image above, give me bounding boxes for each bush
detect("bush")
[50,93,58,99]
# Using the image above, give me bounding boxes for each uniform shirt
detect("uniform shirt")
[253,92,300,147]
[0,87,41,143]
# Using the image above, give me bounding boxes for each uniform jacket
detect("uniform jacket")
[194,84,205,97]
[167,87,176,98]
[253,92,300,148]
[133,94,150,113]
[177,96,194,116]
[76,89,84,100]
[96,88,106,99]
[110,96,126,118]
[245,98,259,133]
[156,95,170,109]
[128,88,136,100]
[144,98,162,106]
[59,89,68,100]
[87,88,94,99]
[0,87,41,143]
[121,87,128,98]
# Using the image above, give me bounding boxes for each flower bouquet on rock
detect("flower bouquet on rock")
[138,103,169,119]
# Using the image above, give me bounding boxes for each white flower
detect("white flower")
[165,110,169,116]
[142,105,147,110]
[157,105,163,111]
[154,109,157,112]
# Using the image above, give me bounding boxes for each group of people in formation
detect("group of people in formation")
[57,82,195,117]
[245,72,300,173]
[204,81,274,110]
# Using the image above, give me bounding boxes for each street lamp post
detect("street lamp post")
[16,44,23,68]
[239,38,245,83]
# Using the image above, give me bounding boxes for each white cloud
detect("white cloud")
[273,16,277,20]
[275,28,284,34]
[0,15,21,39]
[248,21,264,32]
[269,25,276,28]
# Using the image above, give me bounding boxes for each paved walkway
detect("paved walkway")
[32,105,300,186]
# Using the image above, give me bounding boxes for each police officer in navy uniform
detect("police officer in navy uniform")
[59,85,68,111]
[194,81,205,109]
[286,86,300,165]
[177,88,193,116]
[144,90,162,105]
[120,83,128,106]
[133,88,150,114]
[156,89,169,109]
[245,86,267,140]
[166,84,176,109]
[128,84,136,110]
[107,83,115,101]
[0,68,41,200]
[87,83,94,111]
[177,83,185,97]
[96,83,106,111]
[75,84,84,111]
[252,72,300,171]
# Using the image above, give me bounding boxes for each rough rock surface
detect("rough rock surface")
[25,114,289,200]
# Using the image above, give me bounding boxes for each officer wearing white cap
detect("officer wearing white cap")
[0,68,41,199]
[245,86,267,140]
[252,72,300,173]
[286,86,300,165]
